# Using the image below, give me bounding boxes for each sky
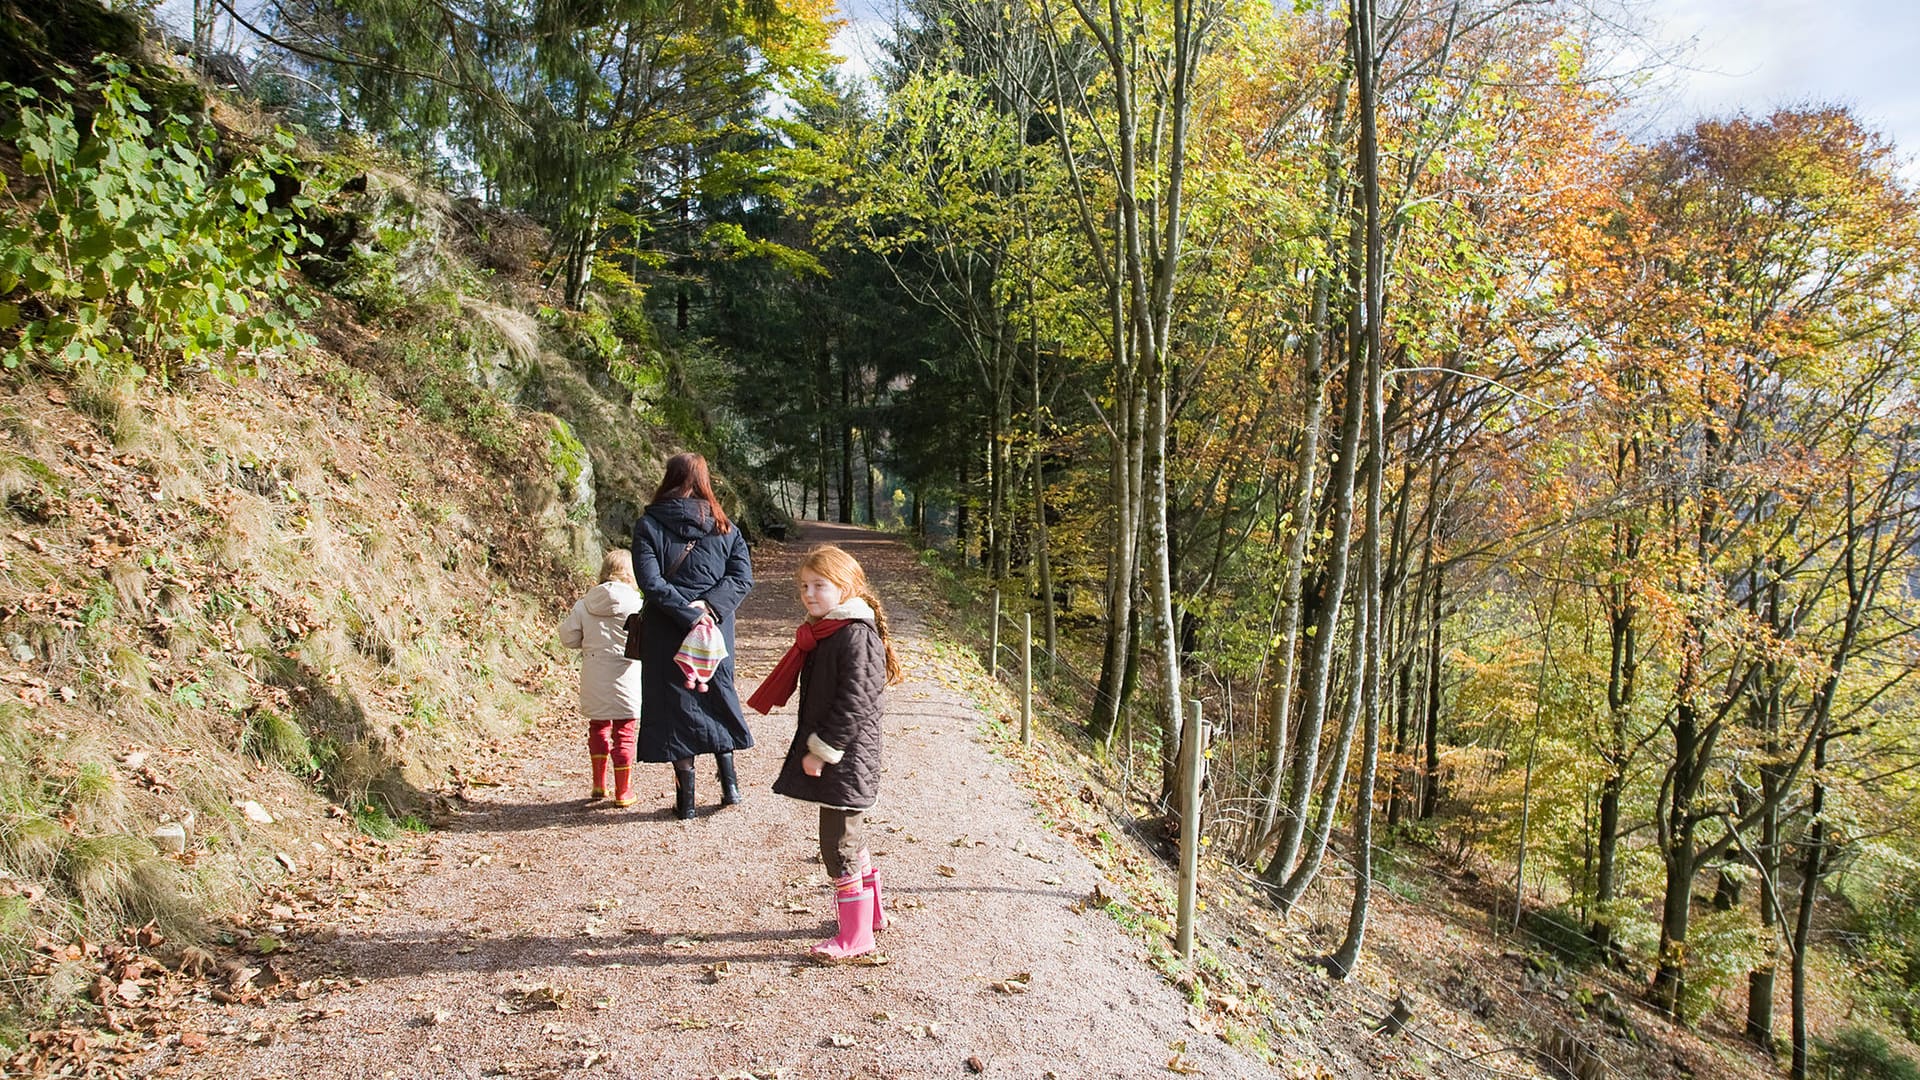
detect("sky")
[1633,0,1920,164]
[826,0,1920,167]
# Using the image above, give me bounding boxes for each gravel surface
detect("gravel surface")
[145,522,1270,1079]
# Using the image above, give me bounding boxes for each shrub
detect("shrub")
[0,61,315,378]
[1817,1025,1920,1080]
[1676,907,1767,1025]
[1522,903,1601,968]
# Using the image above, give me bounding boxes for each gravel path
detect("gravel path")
[148,522,1269,1079]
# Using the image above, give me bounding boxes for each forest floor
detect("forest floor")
[68,520,1790,1080]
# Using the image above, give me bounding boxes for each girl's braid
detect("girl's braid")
[861,589,904,684]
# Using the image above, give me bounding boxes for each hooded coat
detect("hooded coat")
[630,497,754,762]
[772,601,886,811]
[556,581,645,720]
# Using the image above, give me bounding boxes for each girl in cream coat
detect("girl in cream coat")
[558,550,646,806]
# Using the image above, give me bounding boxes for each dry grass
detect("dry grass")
[0,335,584,1027]
[463,297,541,370]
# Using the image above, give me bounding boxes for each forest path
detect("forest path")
[141,521,1267,1079]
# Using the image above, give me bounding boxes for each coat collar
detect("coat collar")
[821,597,875,622]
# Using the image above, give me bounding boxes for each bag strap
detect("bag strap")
[667,539,696,577]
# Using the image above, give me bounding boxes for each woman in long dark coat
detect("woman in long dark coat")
[630,453,754,819]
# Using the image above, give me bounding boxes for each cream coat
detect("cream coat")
[558,582,645,720]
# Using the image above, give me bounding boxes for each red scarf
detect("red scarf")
[746,618,851,714]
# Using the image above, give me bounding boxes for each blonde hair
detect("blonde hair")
[797,545,903,685]
[599,549,636,586]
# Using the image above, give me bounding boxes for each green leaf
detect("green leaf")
[0,303,17,330]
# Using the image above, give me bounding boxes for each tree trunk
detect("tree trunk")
[1033,358,1058,665]
[564,224,597,308]
[838,359,854,524]
[1250,66,1348,859]
[815,353,830,521]
[1144,356,1183,809]
[956,454,971,564]
[1650,698,1704,1018]
[1261,210,1368,908]
[1790,740,1827,1080]
[1591,760,1623,954]
[861,424,877,526]
[1329,0,1383,970]
[998,361,1013,576]
[1090,371,1141,745]
[1420,560,1443,819]
[1592,445,1640,953]
[1386,647,1411,829]
[1514,585,1561,928]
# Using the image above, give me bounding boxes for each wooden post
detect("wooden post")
[1021,612,1033,746]
[988,588,1001,678]
[1176,699,1206,960]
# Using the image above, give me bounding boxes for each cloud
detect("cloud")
[1646,0,1920,165]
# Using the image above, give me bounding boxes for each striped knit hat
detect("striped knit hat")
[675,617,728,691]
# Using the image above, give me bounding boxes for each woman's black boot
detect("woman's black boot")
[716,752,742,807]
[673,764,697,820]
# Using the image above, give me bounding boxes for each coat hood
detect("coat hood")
[584,581,643,618]
[646,496,718,542]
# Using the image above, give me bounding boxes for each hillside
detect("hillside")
[0,17,750,1049]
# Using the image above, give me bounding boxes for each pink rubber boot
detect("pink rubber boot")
[859,849,886,932]
[810,872,875,961]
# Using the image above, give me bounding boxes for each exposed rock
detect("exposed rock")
[151,823,187,854]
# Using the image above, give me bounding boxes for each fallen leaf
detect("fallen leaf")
[990,972,1031,994]
[499,983,572,1011]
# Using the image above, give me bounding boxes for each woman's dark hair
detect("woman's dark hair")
[652,452,732,534]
